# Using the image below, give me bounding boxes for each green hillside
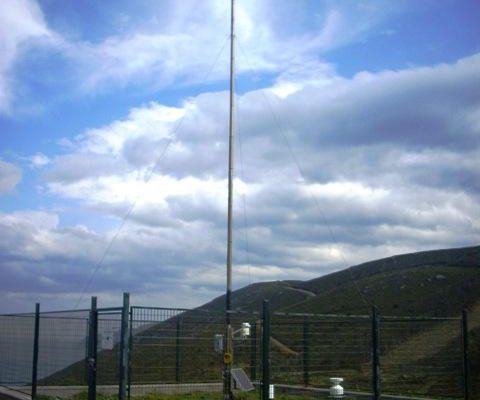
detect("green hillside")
[44,245,480,398]
[203,245,480,317]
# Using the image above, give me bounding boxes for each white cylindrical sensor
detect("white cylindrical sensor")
[241,322,251,338]
[214,334,224,353]
[329,377,344,398]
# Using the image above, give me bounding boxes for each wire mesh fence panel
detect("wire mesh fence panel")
[380,317,464,399]
[1,303,472,400]
[0,314,35,396]
[129,307,258,397]
[35,310,90,398]
[96,311,123,393]
[269,313,372,398]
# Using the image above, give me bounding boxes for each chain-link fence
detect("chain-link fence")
[0,294,474,400]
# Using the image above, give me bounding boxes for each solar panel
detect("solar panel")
[231,368,254,391]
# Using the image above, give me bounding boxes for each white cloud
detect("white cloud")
[0,159,22,194]
[43,54,480,261]
[0,0,402,114]
[29,153,50,168]
[2,210,58,230]
[81,102,183,155]
[0,0,56,113]
[2,8,480,311]
[270,60,339,98]
[60,0,399,93]
[306,181,389,202]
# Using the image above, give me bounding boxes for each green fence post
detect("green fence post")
[118,293,130,400]
[250,321,257,380]
[462,309,470,400]
[262,300,271,400]
[175,317,181,383]
[128,306,133,400]
[31,303,40,400]
[372,306,381,400]
[88,297,98,400]
[303,316,310,387]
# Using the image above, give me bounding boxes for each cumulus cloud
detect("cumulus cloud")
[0,0,401,114]
[2,0,479,313]
[0,53,465,311]
[0,208,234,311]
[29,153,50,168]
[0,0,56,113]
[61,0,399,93]
[44,53,480,231]
[0,159,22,194]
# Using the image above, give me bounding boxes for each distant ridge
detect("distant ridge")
[324,244,480,280]
[202,245,480,317]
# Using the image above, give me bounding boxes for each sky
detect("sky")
[0,0,479,313]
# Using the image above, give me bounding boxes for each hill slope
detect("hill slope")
[203,245,480,317]
[44,245,480,397]
[198,245,480,397]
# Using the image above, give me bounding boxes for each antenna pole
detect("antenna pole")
[224,0,235,399]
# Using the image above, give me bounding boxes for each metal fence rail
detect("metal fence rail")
[0,294,474,400]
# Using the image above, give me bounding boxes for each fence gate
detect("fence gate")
[89,293,130,400]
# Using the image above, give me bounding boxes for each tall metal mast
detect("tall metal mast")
[224,0,236,398]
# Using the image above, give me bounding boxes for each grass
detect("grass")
[39,391,307,400]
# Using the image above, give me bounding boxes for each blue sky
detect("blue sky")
[0,0,479,313]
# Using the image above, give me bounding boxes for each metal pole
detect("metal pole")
[88,297,97,400]
[176,317,182,383]
[262,300,271,400]
[250,321,257,380]
[462,309,470,400]
[31,303,40,400]
[127,305,133,400]
[118,293,130,400]
[303,316,310,387]
[372,306,381,400]
[224,0,236,399]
